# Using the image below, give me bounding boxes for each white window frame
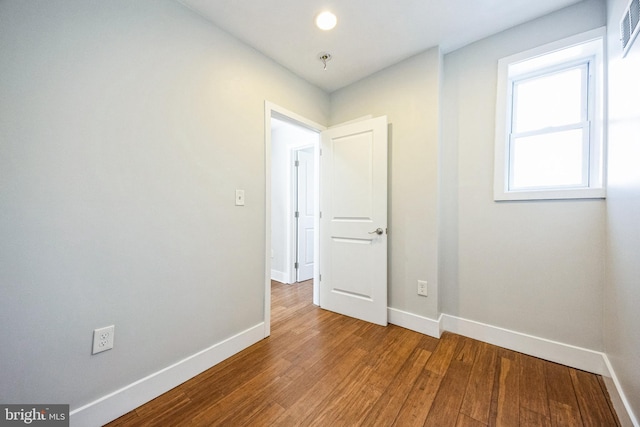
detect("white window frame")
[494,28,606,201]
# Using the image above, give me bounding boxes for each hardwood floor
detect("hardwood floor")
[106,280,621,426]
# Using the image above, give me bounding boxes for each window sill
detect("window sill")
[494,187,606,201]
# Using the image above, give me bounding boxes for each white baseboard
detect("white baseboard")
[440,314,607,375]
[389,309,607,374]
[271,269,290,284]
[69,306,638,427]
[389,309,638,426]
[69,323,265,427]
[602,355,639,427]
[388,307,441,338]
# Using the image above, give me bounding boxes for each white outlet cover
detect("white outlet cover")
[92,325,115,354]
[417,280,428,297]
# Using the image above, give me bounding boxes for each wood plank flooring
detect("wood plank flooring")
[105,280,621,426]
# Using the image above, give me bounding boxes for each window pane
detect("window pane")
[513,67,584,133]
[510,129,585,189]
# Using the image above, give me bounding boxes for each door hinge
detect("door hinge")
[319,274,322,281]
[295,262,299,269]
[295,211,299,218]
[294,160,300,167]
[320,148,323,156]
[319,211,322,218]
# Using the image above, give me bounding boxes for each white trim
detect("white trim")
[388,307,441,338]
[389,309,608,374]
[265,104,273,337]
[494,27,606,201]
[69,323,265,427]
[270,269,290,284]
[391,309,638,425]
[291,147,299,283]
[69,301,639,427]
[495,187,606,201]
[602,355,640,427]
[440,314,607,374]
[312,137,321,307]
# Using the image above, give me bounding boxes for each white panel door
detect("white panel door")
[320,116,388,326]
[296,147,314,282]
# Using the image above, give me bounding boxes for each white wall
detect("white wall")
[440,0,607,350]
[330,48,442,320]
[270,118,318,283]
[0,0,328,414]
[605,0,640,422]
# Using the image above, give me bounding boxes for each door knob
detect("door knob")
[368,228,384,235]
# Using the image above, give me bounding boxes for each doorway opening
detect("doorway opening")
[264,102,325,337]
[270,118,317,285]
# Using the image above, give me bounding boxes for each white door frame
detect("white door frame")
[264,101,325,337]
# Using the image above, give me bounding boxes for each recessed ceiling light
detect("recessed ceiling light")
[316,11,337,31]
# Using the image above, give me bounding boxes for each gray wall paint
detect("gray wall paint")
[0,0,328,408]
[4,0,639,422]
[440,0,607,350]
[605,0,640,419]
[330,48,442,319]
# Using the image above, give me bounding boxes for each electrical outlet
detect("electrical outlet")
[92,325,115,354]
[417,280,428,297]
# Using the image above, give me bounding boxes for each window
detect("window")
[494,28,605,201]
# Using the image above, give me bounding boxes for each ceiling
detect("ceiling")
[179,0,583,93]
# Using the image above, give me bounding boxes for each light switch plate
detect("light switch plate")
[235,189,245,206]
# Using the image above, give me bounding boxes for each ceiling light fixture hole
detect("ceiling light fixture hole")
[318,52,332,70]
